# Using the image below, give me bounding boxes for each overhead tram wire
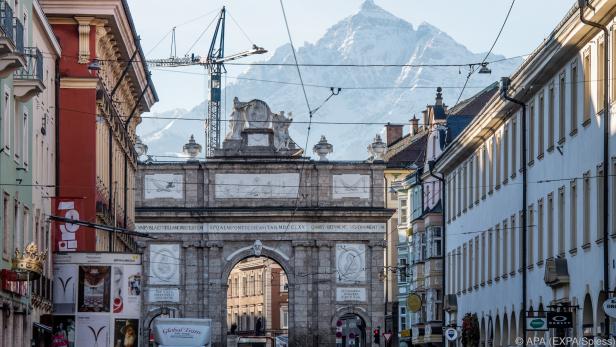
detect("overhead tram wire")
[38,49,529,68]
[279,0,315,236]
[455,0,516,105]
[144,8,221,57]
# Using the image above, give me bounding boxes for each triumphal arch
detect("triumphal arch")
[135,98,393,346]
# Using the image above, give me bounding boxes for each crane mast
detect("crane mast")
[146,7,267,158]
[206,7,225,157]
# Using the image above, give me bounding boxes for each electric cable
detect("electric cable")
[455,0,517,105]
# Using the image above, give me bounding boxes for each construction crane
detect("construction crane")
[147,7,267,157]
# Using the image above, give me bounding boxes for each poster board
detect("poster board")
[53,252,142,347]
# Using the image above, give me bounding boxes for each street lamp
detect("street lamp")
[87,58,102,75]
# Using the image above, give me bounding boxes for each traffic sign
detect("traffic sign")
[445,328,458,341]
[603,298,616,318]
[383,333,392,342]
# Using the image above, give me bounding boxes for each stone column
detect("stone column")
[290,240,314,346]
[205,241,224,347]
[182,241,202,318]
[316,240,335,345]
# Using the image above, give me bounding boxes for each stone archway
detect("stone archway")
[142,306,182,344]
[220,244,294,345]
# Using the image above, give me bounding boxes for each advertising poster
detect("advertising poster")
[53,264,77,314]
[78,266,111,312]
[75,315,110,347]
[52,315,76,347]
[124,265,142,314]
[113,318,139,347]
[149,244,180,285]
[112,266,124,314]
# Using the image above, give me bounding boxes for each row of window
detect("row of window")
[227,273,289,298]
[447,162,611,295]
[228,274,264,298]
[1,192,49,271]
[446,38,611,223]
[1,90,30,168]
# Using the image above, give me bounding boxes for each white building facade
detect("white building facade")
[436,0,616,344]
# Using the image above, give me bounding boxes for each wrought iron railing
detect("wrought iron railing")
[0,1,13,42]
[13,16,22,52]
[15,47,43,82]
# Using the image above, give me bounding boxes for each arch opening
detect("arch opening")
[225,256,290,343]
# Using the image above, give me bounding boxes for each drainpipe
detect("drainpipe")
[578,0,610,337]
[500,77,528,343]
[428,160,446,335]
[54,57,60,197]
[384,175,389,328]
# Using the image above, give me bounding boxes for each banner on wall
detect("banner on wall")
[53,264,78,314]
[75,314,110,347]
[53,253,142,347]
[52,197,85,252]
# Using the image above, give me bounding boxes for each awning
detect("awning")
[33,322,52,332]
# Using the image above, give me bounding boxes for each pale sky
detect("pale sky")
[128,0,574,113]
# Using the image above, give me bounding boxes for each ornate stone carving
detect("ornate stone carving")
[313,135,333,161]
[252,240,263,256]
[219,97,300,157]
[272,111,292,151]
[75,17,94,64]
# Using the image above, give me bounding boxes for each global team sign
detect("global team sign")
[603,298,616,318]
[154,318,211,346]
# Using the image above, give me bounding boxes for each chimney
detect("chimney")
[410,115,419,136]
[435,86,443,106]
[384,123,403,146]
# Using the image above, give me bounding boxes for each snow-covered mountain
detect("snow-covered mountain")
[138,0,521,160]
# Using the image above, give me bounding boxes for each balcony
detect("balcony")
[0,1,14,53]
[0,5,24,76]
[14,47,44,101]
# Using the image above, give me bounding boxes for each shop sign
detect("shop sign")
[407,293,422,313]
[1,270,27,296]
[547,311,572,328]
[526,316,548,331]
[603,298,616,318]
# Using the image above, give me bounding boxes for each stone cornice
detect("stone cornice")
[40,0,156,109]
